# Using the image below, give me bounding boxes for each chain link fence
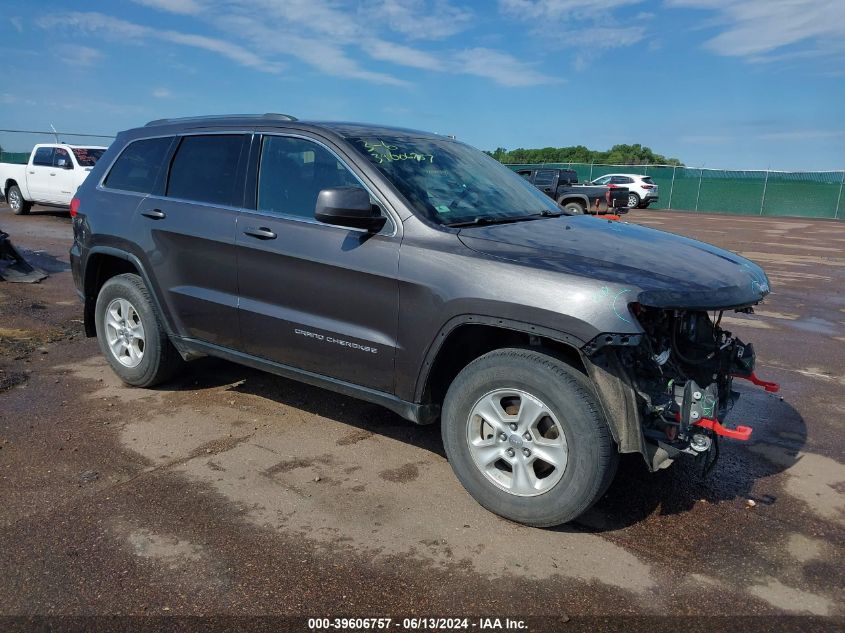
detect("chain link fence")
[505,163,845,220]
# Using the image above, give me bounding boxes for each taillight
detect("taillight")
[70,197,80,218]
[606,183,617,188]
[641,184,655,189]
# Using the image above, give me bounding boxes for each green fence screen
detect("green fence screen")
[505,163,845,220]
[0,151,31,165]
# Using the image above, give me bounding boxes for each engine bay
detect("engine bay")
[583,305,779,472]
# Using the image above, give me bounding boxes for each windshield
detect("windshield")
[346,136,561,225]
[71,147,106,167]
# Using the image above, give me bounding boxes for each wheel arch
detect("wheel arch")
[82,247,173,339]
[556,193,589,207]
[414,315,588,409]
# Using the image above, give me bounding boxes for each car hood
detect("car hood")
[458,216,770,310]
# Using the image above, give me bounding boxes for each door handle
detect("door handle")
[50,173,57,176]
[28,171,35,174]
[141,209,166,220]
[244,227,277,240]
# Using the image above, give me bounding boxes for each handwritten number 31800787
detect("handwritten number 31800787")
[363,140,434,164]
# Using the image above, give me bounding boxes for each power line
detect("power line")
[0,128,115,139]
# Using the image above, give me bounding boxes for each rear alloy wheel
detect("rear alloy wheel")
[7,185,31,215]
[442,348,618,527]
[95,273,183,387]
[627,192,640,208]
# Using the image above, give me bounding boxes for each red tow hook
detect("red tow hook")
[673,411,753,441]
[733,371,780,393]
[695,418,753,441]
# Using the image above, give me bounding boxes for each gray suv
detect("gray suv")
[70,114,777,527]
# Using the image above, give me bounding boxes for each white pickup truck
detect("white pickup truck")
[1,143,108,214]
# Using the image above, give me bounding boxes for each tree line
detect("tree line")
[485,144,683,166]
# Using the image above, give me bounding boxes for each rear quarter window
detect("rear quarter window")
[104,137,173,194]
[642,177,654,184]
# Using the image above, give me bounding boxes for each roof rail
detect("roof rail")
[144,113,298,127]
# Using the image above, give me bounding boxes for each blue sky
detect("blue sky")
[2,0,843,170]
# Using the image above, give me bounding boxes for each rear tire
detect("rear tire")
[627,192,640,208]
[6,185,31,215]
[558,198,586,215]
[95,273,183,387]
[441,348,618,527]
[637,201,651,209]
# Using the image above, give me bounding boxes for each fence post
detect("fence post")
[668,165,676,210]
[760,169,769,215]
[588,162,594,181]
[836,170,844,220]
[695,168,703,212]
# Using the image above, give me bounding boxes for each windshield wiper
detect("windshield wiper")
[445,211,562,228]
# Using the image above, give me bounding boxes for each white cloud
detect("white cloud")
[9,17,23,32]
[38,2,558,88]
[500,0,643,21]
[665,0,845,61]
[132,0,203,14]
[37,12,283,73]
[364,39,443,71]
[64,45,103,66]
[756,130,845,142]
[372,0,473,39]
[152,88,172,98]
[498,0,647,69]
[453,48,559,87]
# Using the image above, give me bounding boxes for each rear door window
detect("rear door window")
[32,147,54,166]
[166,134,245,206]
[534,170,556,187]
[53,148,72,168]
[104,137,173,194]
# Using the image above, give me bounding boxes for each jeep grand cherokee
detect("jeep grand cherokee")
[70,114,777,527]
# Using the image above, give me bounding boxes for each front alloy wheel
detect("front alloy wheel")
[441,348,618,527]
[467,389,568,496]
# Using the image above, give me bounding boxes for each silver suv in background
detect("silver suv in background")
[591,173,659,209]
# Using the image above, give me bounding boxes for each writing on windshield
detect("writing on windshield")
[362,139,434,164]
[348,136,560,226]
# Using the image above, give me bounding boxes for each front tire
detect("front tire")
[6,185,32,215]
[627,192,641,208]
[441,348,617,527]
[95,273,183,387]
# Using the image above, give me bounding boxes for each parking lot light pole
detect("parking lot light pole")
[668,165,676,210]
[695,168,703,212]
[760,169,769,216]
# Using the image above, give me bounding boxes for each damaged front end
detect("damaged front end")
[582,305,779,472]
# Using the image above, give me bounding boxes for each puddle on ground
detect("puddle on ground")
[786,317,840,336]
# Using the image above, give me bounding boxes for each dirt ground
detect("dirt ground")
[0,205,842,629]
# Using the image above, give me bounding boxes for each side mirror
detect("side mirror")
[315,186,386,232]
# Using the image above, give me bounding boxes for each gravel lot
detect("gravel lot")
[0,205,842,627]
